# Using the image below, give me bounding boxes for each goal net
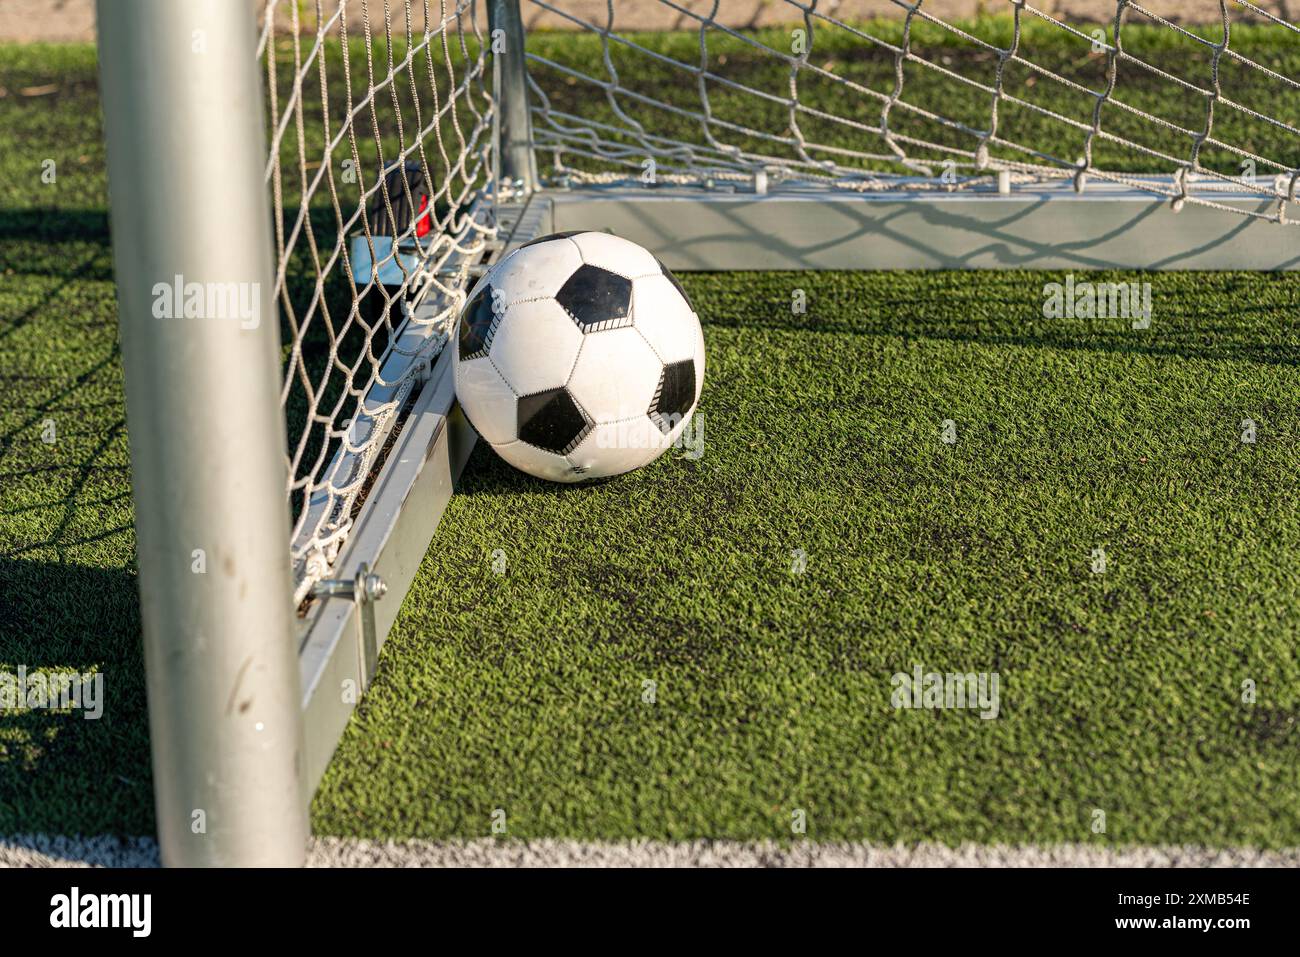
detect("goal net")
[265,0,1298,604]
[523,0,1298,213]
[262,1,496,604]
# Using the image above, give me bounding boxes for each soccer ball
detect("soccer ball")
[453,231,705,482]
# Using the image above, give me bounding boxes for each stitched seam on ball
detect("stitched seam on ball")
[563,449,591,475]
[560,421,593,456]
[599,411,665,427]
[501,293,553,311]
[483,354,520,398]
[632,324,665,363]
[567,390,596,429]
[562,332,587,384]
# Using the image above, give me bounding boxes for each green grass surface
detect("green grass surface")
[2,32,1299,844]
[312,271,1300,844]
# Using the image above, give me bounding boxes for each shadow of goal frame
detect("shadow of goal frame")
[97,0,1300,866]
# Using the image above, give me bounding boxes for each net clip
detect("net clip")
[312,562,388,690]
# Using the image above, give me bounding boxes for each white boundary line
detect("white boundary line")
[3,836,1298,868]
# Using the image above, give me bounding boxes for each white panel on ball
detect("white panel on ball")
[567,231,661,278]
[494,438,582,484]
[489,236,585,303]
[571,420,664,478]
[490,298,584,396]
[566,327,663,423]
[454,359,518,446]
[632,273,699,363]
[692,321,706,405]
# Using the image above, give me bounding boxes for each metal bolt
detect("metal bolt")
[361,571,387,602]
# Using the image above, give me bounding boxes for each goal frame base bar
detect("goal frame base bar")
[296,344,473,794]
[544,179,1299,271]
[296,199,544,795]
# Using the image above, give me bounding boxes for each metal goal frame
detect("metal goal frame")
[97,0,1299,866]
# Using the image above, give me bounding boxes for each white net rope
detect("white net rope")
[261,1,496,605]
[524,0,1299,219]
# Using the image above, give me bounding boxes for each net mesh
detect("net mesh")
[264,0,1298,605]
[524,0,1299,218]
[261,1,496,605]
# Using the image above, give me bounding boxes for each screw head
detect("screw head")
[363,573,387,601]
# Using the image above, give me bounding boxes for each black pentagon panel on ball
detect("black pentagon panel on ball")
[555,263,634,332]
[647,359,697,434]
[656,257,693,308]
[519,230,587,249]
[458,283,500,361]
[517,386,592,455]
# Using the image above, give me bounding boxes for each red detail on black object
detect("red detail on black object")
[416,195,431,238]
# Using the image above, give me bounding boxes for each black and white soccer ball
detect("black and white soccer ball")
[453,231,704,482]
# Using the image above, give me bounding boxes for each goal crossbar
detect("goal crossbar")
[547,179,1300,272]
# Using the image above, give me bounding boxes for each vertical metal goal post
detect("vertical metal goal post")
[98,0,309,867]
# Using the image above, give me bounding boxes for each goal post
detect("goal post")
[491,0,540,194]
[97,0,308,867]
[97,0,1300,866]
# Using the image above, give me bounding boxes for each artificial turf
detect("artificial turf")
[312,270,1300,844]
[1,27,1299,844]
